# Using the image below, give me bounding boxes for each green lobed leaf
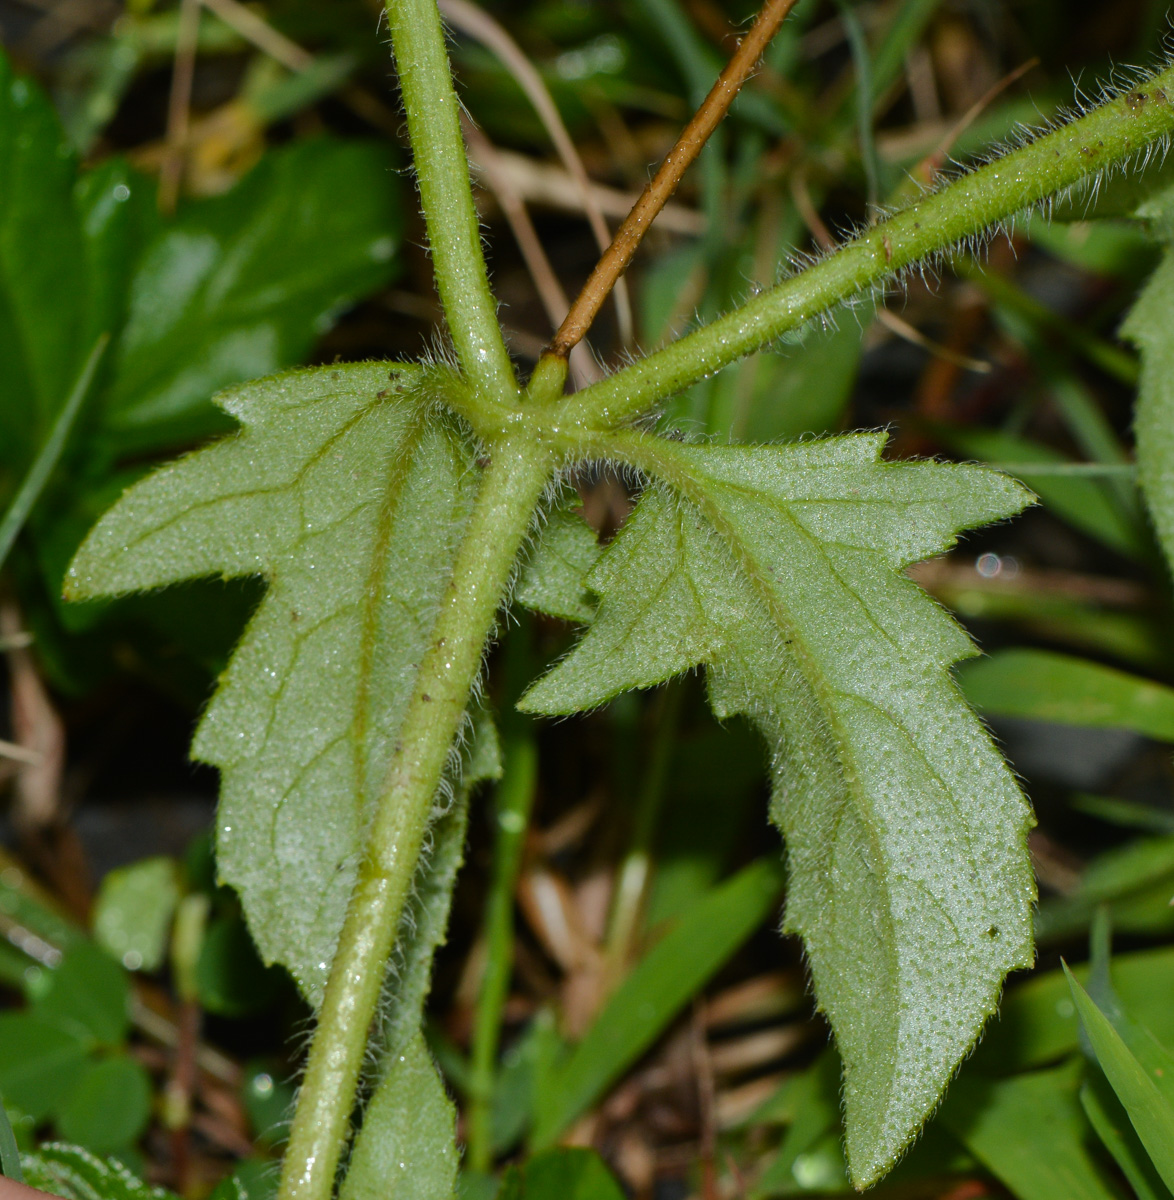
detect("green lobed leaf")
[958,648,1174,740]
[521,433,1036,1184]
[66,362,480,1006]
[516,504,600,624]
[1125,185,1174,578]
[21,1143,173,1200]
[339,1033,458,1200]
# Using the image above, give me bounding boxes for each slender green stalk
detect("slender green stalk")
[386,0,517,405]
[605,682,684,973]
[466,729,539,1171]
[0,334,107,572]
[558,65,1174,430]
[276,443,552,1200]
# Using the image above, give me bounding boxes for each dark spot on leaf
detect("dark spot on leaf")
[987,926,999,938]
[422,694,432,702]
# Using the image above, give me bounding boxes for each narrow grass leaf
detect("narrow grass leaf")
[1065,965,1174,1189]
[1081,1074,1173,1200]
[531,857,785,1148]
[940,1061,1121,1200]
[0,1091,23,1182]
[959,648,1174,741]
[0,333,107,571]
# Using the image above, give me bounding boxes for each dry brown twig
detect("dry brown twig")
[1,602,64,833]
[438,0,635,350]
[159,0,202,212]
[546,0,801,361]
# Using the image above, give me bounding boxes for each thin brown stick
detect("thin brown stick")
[439,0,634,349]
[199,0,313,70]
[546,0,800,360]
[158,0,201,213]
[917,57,1040,185]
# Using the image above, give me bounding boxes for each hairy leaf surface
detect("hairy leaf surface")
[516,502,600,624]
[340,1033,458,1200]
[66,363,479,1005]
[521,433,1036,1184]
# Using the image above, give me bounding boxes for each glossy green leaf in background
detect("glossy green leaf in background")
[958,648,1174,741]
[100,139,404,456]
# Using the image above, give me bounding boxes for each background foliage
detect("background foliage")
[4,0,1174,1197]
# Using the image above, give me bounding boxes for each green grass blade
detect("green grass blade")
[959,649,1174,742]
[0,1092,23,1183]
[1065,964,1174,1191]
[941,1061,1121,1200]
[1081,1075,1173,1200]
[531,857,785,1147]
[0,332,107,572]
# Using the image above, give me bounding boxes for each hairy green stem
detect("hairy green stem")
[277,444,552,1200]
[466,728,539,1171]
[557,63,1174,430]
[387,0,518,405]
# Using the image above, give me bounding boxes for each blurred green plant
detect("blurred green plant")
[10,1,1174,1199]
